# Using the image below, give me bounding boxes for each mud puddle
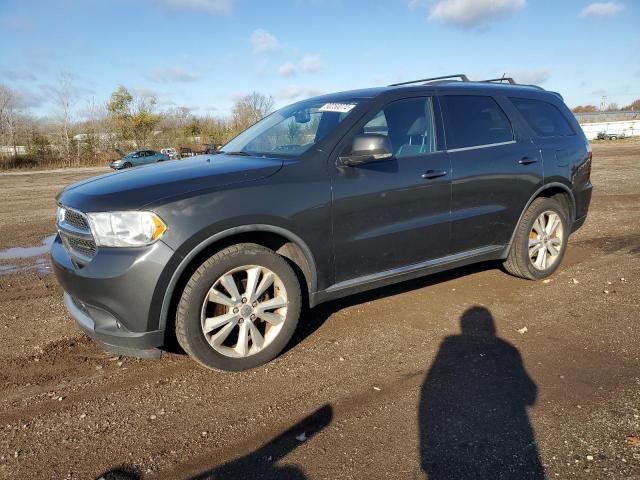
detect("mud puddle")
[0,234,56,275]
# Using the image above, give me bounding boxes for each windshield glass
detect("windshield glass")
[221,98,360,157]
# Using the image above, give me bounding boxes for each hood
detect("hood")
[57,154,284,212]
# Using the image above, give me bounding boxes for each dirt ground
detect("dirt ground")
[0,141,638,480]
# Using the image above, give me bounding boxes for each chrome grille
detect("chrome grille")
[64,209,90,231]
[57,207,97,266]
[66,237,97,258]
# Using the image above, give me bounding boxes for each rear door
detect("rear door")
[509,96,591,222]
[441,94,543,253]
[330,95,452,283]
[143,150,156,164]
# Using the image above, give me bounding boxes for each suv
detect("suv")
[52,75,592,371]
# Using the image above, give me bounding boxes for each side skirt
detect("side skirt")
[310,245,506,307]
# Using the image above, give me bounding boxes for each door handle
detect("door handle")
[421,169,448,179]
[518,157,538,165]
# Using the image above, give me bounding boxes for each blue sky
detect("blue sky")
[0,0,638,118]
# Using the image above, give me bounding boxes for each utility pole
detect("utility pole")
[600,95,608,111]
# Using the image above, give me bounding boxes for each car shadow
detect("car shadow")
[163,259,503,357]
[419,306,544,479]
[284,260,502,355]
[97,306,543,479]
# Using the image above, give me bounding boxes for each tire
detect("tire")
[123,162,133,169]
[176,243,302,371]
[503,197,569,280]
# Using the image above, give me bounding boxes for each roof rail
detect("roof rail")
[389,73,546,91]
[480,77,516,84]
[389,74,469,87]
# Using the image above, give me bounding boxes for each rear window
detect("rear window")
[442,95,514,150]
[510,97,575,137]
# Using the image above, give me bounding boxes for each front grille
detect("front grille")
[66,237,97,258]
[58,207,97,266]
[64,209,90,230]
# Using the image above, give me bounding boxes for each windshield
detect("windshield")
[221,98,361,157]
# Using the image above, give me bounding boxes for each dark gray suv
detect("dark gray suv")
[52,75,592,371]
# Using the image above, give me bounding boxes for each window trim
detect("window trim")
[446,140,516,153]
[440,94,516,151]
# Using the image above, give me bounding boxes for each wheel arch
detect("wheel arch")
[504,182,576,257]
[157,225,317,333]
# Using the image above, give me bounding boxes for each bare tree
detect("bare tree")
[53,72,77,165]
[0,84,11,131]
[0,85,20,158]
[232,92,274,132]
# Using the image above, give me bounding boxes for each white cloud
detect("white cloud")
[579,2,624,18]
[278,62,297,76]
[428,0,526,29]
[163,0,234,14]
[507,69,551,85]
[251,29,279,54]
[145,66,200,83]
[279,84,323,99]
[278,56,323,76]
[10,87,47,109]
[300,55,322,73]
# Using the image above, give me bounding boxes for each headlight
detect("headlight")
[56,206,66,225]
[86,211,167,247]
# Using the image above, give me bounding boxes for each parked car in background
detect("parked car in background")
[54,74,591,372]
[109,149,170,170]
[161,148,178,159]
[203,143,223,154]
[180,147,195,158]
[596,131,626,140]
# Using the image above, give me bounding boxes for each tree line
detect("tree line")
[0,80,274,170]
[572,99,640,113]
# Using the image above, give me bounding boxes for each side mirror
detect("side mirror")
[338,134,393,167]
[132,153,140,158]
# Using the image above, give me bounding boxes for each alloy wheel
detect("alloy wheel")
[528,210,564,270]
[200,265,288,358]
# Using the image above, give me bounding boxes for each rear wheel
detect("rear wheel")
[176,244,301,371]
[503,197,569,280]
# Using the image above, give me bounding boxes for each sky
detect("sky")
[0,0,638,119]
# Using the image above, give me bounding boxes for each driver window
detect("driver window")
[360,97,439,157]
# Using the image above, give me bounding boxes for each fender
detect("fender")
[503,182,576,258]
[157,224,318,330]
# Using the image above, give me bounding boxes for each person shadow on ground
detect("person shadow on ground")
[419,306,545,480]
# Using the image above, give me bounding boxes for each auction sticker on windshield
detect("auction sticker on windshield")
[319,103,356,113]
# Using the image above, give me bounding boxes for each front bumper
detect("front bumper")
[51,234,175,358]
[109,162,123,170]
[64,293,163,358]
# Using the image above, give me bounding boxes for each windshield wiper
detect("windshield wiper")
[223,151,251,156]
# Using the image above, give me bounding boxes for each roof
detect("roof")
[304,76,560,105]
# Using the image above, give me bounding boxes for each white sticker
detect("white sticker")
[319,103,356,113]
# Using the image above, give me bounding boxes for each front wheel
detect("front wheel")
[175,244,302,371]
[503,197,569,280]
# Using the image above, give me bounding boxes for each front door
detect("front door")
[331,96,452,283]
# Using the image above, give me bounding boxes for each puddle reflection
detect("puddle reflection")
[0,234,56,275]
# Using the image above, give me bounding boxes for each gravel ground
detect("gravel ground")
[0,141,638,479]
